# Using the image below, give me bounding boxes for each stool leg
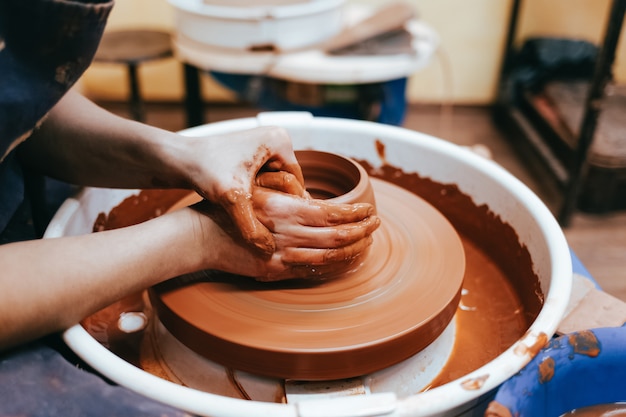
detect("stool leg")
[127,63,145,122]
[184,63,205,127]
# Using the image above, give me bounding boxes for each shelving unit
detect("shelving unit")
[493,0,626,226]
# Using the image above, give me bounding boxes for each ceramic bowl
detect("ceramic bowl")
[168,0,345,51]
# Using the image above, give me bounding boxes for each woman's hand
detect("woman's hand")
[189,185,380,282]
[181,126,306,256]
[21,96,304,256]
[22,92,373,274]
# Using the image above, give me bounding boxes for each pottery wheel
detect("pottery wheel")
[150,178,465,380]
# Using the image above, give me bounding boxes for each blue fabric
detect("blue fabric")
[493,328,626,417]
[0,0,113,233]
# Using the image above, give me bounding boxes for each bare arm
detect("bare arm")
[19,91,306,253]
[0,208,211,351]
[1,91,380,349]
[0,188,379,351]
[18,90,192,189]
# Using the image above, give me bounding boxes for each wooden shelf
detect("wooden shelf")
[493,0,626,225]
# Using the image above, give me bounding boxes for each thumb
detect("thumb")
[222,189,275,255]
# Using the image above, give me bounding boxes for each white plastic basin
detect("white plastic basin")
[47,112,572,417]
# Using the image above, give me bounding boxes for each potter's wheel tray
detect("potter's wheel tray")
[150,179,465,380]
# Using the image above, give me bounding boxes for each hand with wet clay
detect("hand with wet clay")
[20,93,306,256]
[190,181,380,281]
[1,91,377,348]
[180,126,306,256]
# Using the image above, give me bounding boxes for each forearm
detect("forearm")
[18,90,192,189]
[0,188,380,349]
[0,209,209,351]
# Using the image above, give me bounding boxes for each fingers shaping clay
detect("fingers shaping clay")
[149,151,465,380]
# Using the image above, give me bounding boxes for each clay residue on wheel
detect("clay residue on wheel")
[150,173,465,380]
[358,160,543,325]
[358,159,541,387]
[89,154,541,395]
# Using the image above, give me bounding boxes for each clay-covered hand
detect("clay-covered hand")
[191,186,380,282]
[183,126,305,256]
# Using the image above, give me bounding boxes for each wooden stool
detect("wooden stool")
[94,30,173,122]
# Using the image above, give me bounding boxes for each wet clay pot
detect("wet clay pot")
[49,113,572,417]
[149,149,464,380]
[295,149,376,205]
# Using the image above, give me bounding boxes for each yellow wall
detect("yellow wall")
[81,0,626,105]
[81,0,236,103]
